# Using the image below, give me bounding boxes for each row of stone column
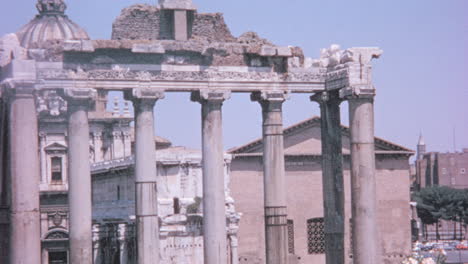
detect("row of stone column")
[3,81,379,264]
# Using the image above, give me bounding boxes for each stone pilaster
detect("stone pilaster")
[191,90,230,264]
[92,224,102,264]
[63,88,97,264]
[91,132,103,163]
[125,88,164,264]
[311,91,345,264]
[251,90,289,264]
[3,80,42,264]
[112,130,124,159]
[39,132,47,184]
[118,223,128,264]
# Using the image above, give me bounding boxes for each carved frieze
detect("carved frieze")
[36,90,67,117]
[37,68,325,83]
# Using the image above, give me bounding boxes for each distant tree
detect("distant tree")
[414,186,460,240]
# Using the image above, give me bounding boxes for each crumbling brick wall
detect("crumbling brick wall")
[111,4,236,42]
[112,4,161,40]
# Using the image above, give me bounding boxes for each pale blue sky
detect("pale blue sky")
[1,0,467,154]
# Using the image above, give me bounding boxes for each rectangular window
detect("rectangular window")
[287,219,295,254]
[174,197,180,214]
[51,157,62,183]
[307,218,325,254]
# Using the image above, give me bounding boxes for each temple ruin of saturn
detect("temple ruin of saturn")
[0,0,393,263]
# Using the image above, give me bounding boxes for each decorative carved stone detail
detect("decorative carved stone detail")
[37,68,325,83]
[190,89,231,103]
[313,44,382,69]
[339,85,376,99]
[36,90,67,116]
[62,88,97,110]
[45,230,69,240]
[36,0,67,15]
[128,88,165,101]
[47,211,67,227]
[251,90,289,103]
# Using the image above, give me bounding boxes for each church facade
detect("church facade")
[229,117,414,264]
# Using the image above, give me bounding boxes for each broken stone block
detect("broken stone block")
[276,46,292,57]
[259,45,276,56]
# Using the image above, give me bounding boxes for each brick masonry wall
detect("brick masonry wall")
[112,4,236,42]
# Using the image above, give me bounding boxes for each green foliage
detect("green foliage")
[414,186,468,240]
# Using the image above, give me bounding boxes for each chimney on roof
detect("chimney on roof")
[159,0,196,41]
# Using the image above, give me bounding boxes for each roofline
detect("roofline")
[231,150,414,159]
[227,116,414,154]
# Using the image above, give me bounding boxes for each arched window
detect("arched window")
[45,230,68,240]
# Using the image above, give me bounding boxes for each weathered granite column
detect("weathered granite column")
[251,91,289,264]
[64,88,97,264]
[191,90,230,264]
[346,90,381,264]
[4,80,41,264]
[310,91,345,264]
[336,47,383,264]
[126,88,164,264]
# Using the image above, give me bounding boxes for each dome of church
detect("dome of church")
[16,0,89,48]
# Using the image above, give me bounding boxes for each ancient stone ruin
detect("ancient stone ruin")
[0,0,388,264]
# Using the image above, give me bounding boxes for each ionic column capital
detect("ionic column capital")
[310,91,342,105]
[251,90,289,112]
[191,90,231,105]
[339,85,375,101]
[61,88,97,109]
[1,79,41,100]
[124,88,164,110]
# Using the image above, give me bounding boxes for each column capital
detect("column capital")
[124,88,164,109]
[1,79,41,99]
[61,88,97,109]
[191,89,231,104]
[125,88,165,101]
[339,85,375,100]
[310,91,342,105]
[250,90,289,103]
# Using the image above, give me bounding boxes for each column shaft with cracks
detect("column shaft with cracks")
[311,91,345,264]
[6,81,41,264]
[191,90,230,264]
[126,88,164,264]
[64,88,97,264]
[252,91,289,264]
